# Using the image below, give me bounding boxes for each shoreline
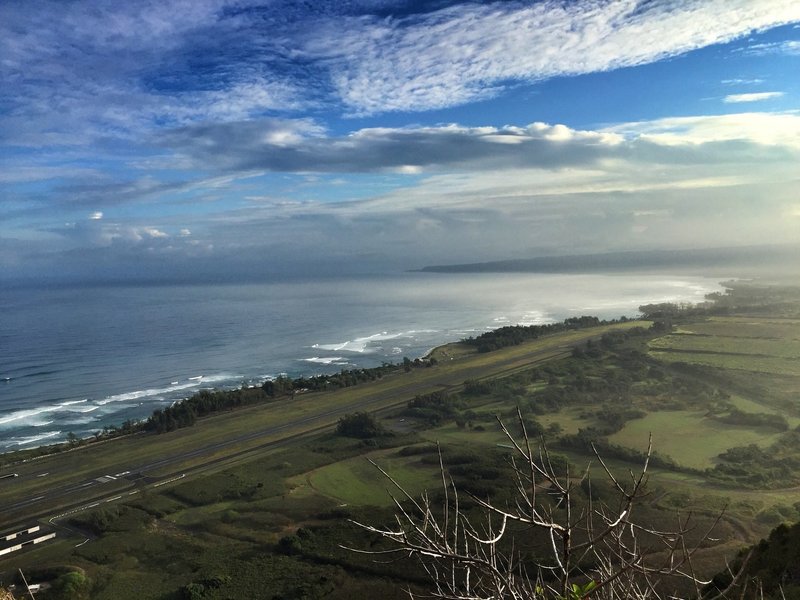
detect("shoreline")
[1,272,727,456]
[0,312,650,463]
[0,339,463,463]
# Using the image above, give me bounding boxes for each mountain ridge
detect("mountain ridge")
[415,244,800,274]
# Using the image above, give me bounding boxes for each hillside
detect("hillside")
[417,244,800,276]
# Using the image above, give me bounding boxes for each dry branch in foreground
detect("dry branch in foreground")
[348,410,739,599]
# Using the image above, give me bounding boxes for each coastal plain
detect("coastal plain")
[3,291,800,598]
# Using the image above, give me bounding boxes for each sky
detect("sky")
[2,0,800,283]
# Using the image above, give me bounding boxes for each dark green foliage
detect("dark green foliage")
[336,412,387,439]
[707,522,800,599]
[277,534,303,555]
[144,362,421,435]
[463,378,496,395]
[69,504,153,535]
[557,431,684,472]
[403,391,463,426]
[178,582,206,600]
[167,470,272,506]
[710,433,800,487]
[48,570,93,600]
[462,316,605,352]
[145,385,272,433]
[261,375,294,397]
[286,362,416,394]
[712,408,789,431]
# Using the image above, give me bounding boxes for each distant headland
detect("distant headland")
[414,244,800,275]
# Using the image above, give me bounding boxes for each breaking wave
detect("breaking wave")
[302,357,351,365]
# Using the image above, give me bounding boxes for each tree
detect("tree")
[49,571,92,600]
[349,410,734,599]
[336,412,386,439]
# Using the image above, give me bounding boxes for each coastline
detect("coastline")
[0,272,725,453]
[0,314,641,463]
[0,345,450,464]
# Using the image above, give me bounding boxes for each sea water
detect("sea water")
[0,272,721,450]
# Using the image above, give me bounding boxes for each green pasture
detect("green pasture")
[419,422,508,448]
[293,448,442,506]
[727,394,800,427]
[538,409,592,435]
[650,350,800,376]
[649,333,800,359]
[677,316,800,340]
[608,410,784,470]
[649,315,800,376]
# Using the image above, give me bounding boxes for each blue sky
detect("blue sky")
[2,0,799,282]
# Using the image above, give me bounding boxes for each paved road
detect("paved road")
[0,329,614,532]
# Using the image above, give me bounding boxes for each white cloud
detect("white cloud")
[724,91,785,103]
[605,111,800,148]
[89,211,103,220]
[305,0,800,113]
[143,227,168,238]
[17,109,800,279]
[3,0,799,144]
[721,78,764,85]
[739,39,800,56]
[159,118,628,174]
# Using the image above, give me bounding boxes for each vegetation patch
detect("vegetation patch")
[298,450,441,506]
[651,351,800,376]
[609,411,783,470]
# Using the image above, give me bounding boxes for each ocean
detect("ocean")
[0,272,722,450]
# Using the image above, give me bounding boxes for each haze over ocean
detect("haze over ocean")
[0,272,721,450]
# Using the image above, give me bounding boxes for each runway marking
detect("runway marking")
[153,473,185,488]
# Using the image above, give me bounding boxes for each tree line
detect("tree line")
[462,315,626,352]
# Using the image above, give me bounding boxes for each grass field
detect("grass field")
[650,332,800,359]
[650,316,800,376]
[293,447,442,506]
[649,350,800,376]
[677,317,800,339]
[608,410,784,469]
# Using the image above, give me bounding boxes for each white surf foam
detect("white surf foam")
[95,374,236,405]
[312,331,407,353]
[303,357,349,365]
[10,431,63,446]
[0,406,60,428]
[60,399,88,406]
